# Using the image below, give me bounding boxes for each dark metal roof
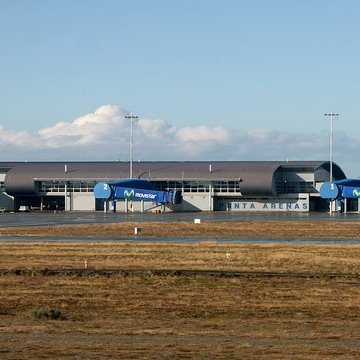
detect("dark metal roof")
[0,162,22,174]
[1,161,346,196]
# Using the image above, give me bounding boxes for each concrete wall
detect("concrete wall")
[98,199,168,213]
[70,193,96,211]
[174,193,213,212]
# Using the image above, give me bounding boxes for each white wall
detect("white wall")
[70,193,96,211]
[174,193,213,212]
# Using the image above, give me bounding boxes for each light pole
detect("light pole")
[125,113,138,179]
[324,111,339,214]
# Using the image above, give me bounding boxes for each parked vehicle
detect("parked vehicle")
[19,205,30,212]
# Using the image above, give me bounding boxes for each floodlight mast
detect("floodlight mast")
[324,112,339,214]
[125,113,139,179]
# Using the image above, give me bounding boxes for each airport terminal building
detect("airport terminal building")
[0,160,349,213]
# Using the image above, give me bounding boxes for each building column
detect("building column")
[208,183,213,211]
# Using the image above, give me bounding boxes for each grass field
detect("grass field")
[0,221,360,359]
[1,219,360,238]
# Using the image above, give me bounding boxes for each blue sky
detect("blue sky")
[1,1,360,176]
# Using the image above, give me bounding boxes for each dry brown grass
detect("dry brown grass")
[0,242,360,274]
[0,242,360,359]
[1,220,360,238]
[1,220,360,359]
[0,271,359,359]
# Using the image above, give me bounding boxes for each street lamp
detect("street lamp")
[324,111,339,214]
[125,113,139,179]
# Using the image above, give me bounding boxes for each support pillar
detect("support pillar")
[344,198,347,214]
[64,182,67,211]
[112,200,116,213]
[208,183,213,211]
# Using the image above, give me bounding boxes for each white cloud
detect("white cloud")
[175,125,229,142]
[0,104,358,176]
[38,105,125,147]
[0,125,40,148]
[138,118,172,139]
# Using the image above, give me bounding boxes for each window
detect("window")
[40,181,96,193]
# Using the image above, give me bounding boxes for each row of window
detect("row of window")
[41,181,95,193]
[40,180,243,194]
[153,181,242,193]
[275,181,317,194]
[39,180,314,194]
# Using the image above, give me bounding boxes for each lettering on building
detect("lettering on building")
[230,201,308,212]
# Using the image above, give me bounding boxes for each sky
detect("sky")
[1,0,360,176]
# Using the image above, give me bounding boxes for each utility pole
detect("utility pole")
[324,112,339,214]
[125,113,138,179]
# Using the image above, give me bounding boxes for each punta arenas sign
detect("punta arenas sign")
[229,200,308,212]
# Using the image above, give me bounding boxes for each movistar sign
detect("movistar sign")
[133,192,156,200]
[119,187,158,201]
[353,189,360,197]
[124,189,135,198]
[342,186,360,199]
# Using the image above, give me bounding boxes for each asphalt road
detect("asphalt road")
[0,210,359,228]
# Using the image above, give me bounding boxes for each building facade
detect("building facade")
[0,161,349,212]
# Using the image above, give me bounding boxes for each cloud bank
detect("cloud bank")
[0,104,358,176]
